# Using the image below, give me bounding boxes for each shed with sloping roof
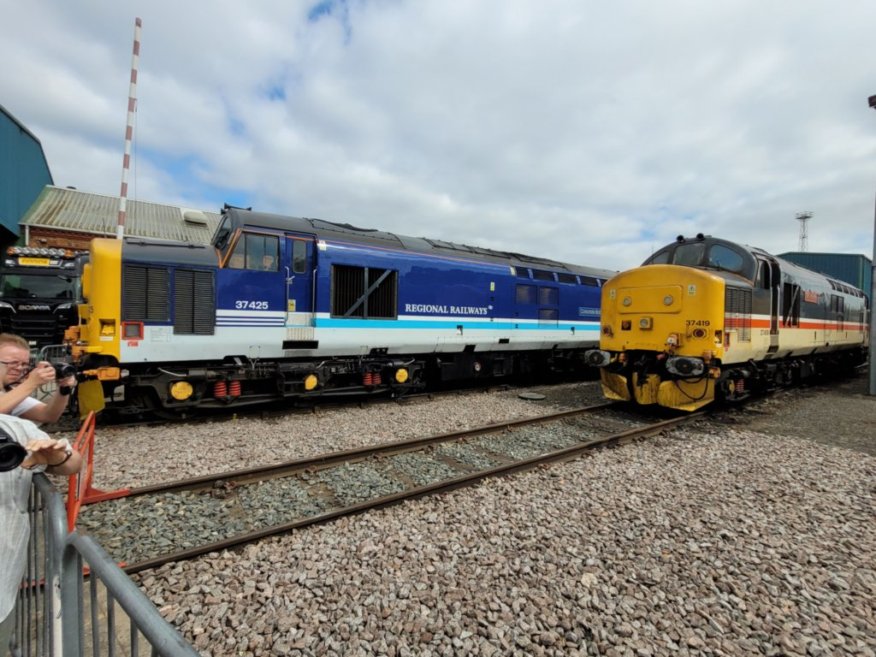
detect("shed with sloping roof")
[19,185,220,250]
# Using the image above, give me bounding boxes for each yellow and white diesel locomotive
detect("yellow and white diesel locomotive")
[585,234,869,411]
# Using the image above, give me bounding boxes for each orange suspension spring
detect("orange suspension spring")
[213,380,228,398]
[228,380,242,397]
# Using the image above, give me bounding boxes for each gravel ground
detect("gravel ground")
[74,386,601,491]
[68,376,874,656]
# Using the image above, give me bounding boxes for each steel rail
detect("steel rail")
[102,401,619,499]
[119,407,701,574]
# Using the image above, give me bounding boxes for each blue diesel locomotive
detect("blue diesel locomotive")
[69,207,615,415]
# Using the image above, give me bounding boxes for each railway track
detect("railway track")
[52,380,547,432]
[76,402,702,574]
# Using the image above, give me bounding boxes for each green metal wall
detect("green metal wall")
[0,104,54,245]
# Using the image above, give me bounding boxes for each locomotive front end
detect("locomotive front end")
[65,238,124,412]
[586,265,726,411]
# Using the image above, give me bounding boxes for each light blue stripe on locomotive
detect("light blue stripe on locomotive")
[314,316,598,331]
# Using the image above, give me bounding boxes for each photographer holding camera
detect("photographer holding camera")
[0,412,83,651]
[0,334,76,424]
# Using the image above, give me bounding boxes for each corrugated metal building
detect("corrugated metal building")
[0,103,53,245]
[779,251,872,300]
[20,186,221,249]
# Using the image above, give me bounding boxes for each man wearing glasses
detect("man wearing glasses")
[0,334,76,424]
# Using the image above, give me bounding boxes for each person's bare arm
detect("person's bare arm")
[22,438,83,476]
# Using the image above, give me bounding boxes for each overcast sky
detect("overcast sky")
[2,0,875,271]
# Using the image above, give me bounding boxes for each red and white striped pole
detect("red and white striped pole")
[117,17,142,240]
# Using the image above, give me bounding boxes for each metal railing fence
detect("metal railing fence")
[10,474,200,657]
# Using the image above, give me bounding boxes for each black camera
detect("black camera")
[0,432,27,472]
[52,362,77,396]
[53,362,77,379]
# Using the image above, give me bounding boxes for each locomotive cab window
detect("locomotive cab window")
[756,260,771,289]
[672,243,706,266]
[706,245,744,273]
[229,233,280,271]
[645,249,671,265]
[292,240,308,274]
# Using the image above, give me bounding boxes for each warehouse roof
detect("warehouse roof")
[20,185,220,244]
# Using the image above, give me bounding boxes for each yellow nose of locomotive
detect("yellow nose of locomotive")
[594,265,727,410]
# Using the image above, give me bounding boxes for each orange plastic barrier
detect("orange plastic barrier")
[66,412,131,531]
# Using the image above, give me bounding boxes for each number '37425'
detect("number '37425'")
[235,300,269,310]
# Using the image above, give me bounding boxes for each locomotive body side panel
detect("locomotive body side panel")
[71,209,611,414]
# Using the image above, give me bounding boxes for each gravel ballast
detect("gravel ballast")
[72,379,875,656]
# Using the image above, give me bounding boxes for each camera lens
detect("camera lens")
[0,438,26,472]
[53,362,77,379]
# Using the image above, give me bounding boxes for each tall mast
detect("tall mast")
[117,17,142,240]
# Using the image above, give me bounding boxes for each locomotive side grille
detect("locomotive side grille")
[724,286,752,341]
[331,265,398,319]
[333,265,365,317]
[367,267,397,318]
[174,269,215,335]
[123,265,169,321]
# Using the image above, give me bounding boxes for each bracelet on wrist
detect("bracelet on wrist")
[48,451,73,468]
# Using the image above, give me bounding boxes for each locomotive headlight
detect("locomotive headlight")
[663,295,674,306]
[394,368,409,383]
[639,317,653,330]
[622,296,632,307]
[304,374,319,391]
[665,356,705,377]
[169,381,194,401]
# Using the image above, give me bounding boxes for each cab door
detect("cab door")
[285,236,315,327]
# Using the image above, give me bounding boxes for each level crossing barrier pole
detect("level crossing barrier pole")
[869,95,876,396]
